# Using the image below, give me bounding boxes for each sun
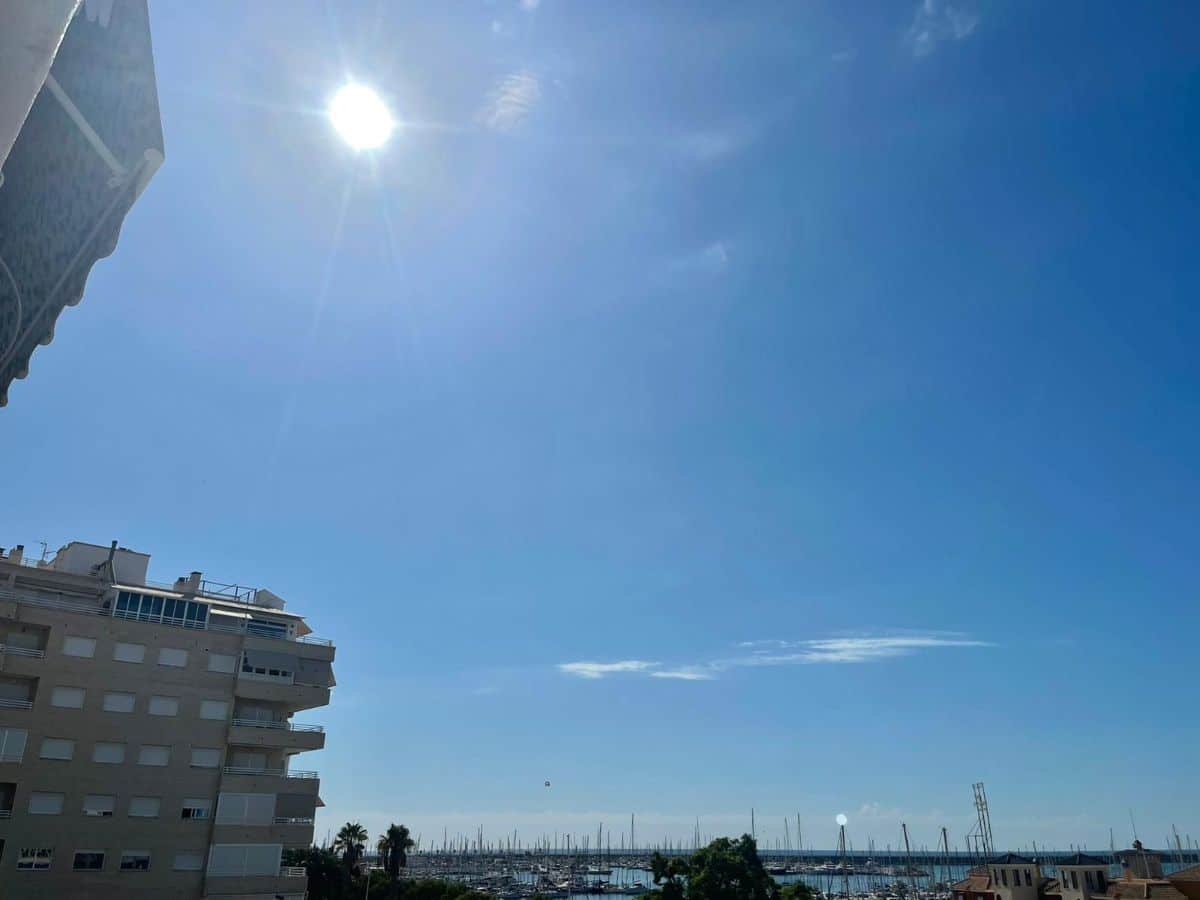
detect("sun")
[329,83,394,150]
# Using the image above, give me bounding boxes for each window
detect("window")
[181,797,211,819]
[50,685,85,708]
[1071,872,1079,890]
[114,591,209,629]
[1026,870,1033,886]
[17,848,53,870]
[1001,870,1008,887]
[174,851,205,871]
[73,850,105,871]
[200,699,228,721]
[1086,872,1095,890]
[148,695,179,716]
[0,726,28,761]
[206,843,282,877]
[137,744,170,766]
[28,792,64,815]
[113,641,145,663]
[216,792,276,825]
[102,691,135,713]
[157,647,188,668]
[62,636,96,658]
[1097,872,1106,890]
[39,737,74,760]
[190,746,221,768]
[92,741,126,764]
[208,653,237,673]
[120,851,151,871]
[82,795,115,817]
[128,796,160,818]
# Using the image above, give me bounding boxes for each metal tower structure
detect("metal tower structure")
[967,782,996,862]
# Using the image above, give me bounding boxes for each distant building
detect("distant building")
[953,850,1197,900]
[0,540,335,899]
[0,0,164,407]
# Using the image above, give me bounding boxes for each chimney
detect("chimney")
[9,545,23,565]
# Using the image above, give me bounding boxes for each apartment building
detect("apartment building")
[0,540,335,899]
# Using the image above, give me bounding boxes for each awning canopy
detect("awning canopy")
[0,0,164,406]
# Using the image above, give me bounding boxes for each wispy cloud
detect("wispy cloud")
[731,635,991,665]
[559,633,990,684]
[557,660,659,680]
[519,0,541,10]
[905,0,980,57]
[481,71,540,131]
[650,667,717,682]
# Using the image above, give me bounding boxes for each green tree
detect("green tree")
[386,823,416,881]
[650,852,691,900]
[781,883,817,900]
[283,846,347,900]
[647,836,781,900]
[335,821,370,870]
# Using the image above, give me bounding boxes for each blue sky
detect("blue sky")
[4,0,1200,852]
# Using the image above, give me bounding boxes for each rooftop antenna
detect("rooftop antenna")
[37,540,48,562]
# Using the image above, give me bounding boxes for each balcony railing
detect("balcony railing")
[221,766,319,780]
[273,816,316,825]
[0,645,44,658]
[231,718,324,733]
[280,866,307,878]
[0,752,24,762]
[0,809,11,819]
[0,587,332,647]
[0,698,33,710]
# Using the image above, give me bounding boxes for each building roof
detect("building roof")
[1060,854,1109,867]
[952,868,993,894]
[1105,879,1188,900]
[0,0,163,406]
[991,853,1036,865]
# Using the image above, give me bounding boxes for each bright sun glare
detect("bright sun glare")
[329,83,394,150]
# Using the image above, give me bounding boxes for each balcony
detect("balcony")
[234,673,330,711]
[212,818,317,848]
[0,645,43,659]
[0,698,32,711]
[219,767,320,796]
[204,867,308,896]
[228,718,325,752]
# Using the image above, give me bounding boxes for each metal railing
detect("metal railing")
[230,718,323,733]
[0,809,11,819]
[221,766,319,780]
[280,865,307,877]
[0,644,44,658]
[273,816,316,825]
[0,698,33,710]
[0,752,24,763]
[1,587,332,647]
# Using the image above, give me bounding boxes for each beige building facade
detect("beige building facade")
[0,540,334,899]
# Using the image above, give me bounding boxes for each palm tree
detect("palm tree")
[377,834,392,872]
[334,821,369,870]
[385,823,415,880]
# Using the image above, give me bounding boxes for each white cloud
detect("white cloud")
[481,71,541,131]
[558,634,989,684]
[906,0,980,57]
[557,660,659,680]
[728,634,991,666]
[649,667,717,682]
[520,0,541,9]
